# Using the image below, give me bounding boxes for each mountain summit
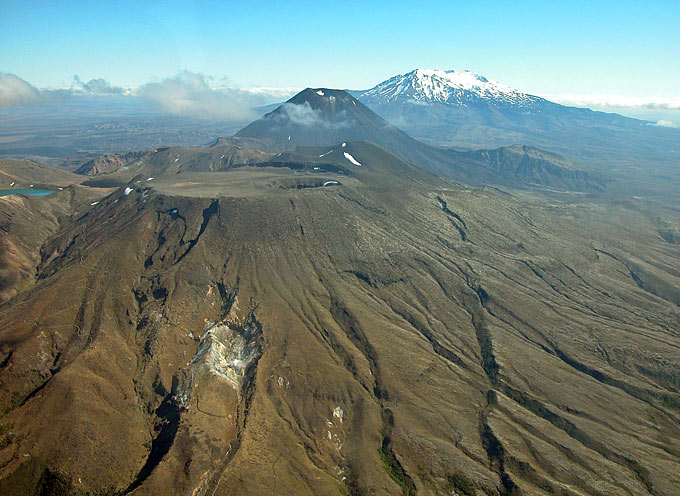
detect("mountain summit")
[359,68,543,107]
[235,88,416,153]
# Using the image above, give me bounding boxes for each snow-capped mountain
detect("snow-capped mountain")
[359,69,543,107]
[354,69,679,175]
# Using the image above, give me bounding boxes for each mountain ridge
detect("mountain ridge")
[354,69,680,198]
[235,87,605,192]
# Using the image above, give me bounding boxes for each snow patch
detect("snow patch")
[90,201,99,206]
[147,177,154,181]
[323,180,339,186]
[344,152,361,166]
[124,187,133,195]
[316,90,325,96]
[341,142,346,147]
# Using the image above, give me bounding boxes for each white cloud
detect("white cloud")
[276,102,350,129]
[653,120,679,128]
[140,71,288,121]
[0,73,72,106]
[0,73,42,106]
[543,93,680,110]
[71,75,129,95]
[243,86,300,101]
[0,71,297,115]
[278,102,326,126]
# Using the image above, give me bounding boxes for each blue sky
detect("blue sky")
[1,0,678,120]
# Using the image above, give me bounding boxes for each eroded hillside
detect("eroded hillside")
[0,145,678,495]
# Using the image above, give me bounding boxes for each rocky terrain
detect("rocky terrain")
[0,138,678,495]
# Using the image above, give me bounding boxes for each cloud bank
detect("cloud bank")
[71,75,127,95]
[0,73,130,106]
[140,71,272,122]
[654,120,679,128]
[0,71,297,120]
[0,73,42,106]
[544,93,680,111]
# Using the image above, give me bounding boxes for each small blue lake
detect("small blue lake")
[0,188,54,197]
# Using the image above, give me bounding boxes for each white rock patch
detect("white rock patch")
[333,405,345,423]
[187,323,259,390]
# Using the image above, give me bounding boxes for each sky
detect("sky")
[1,0,679,121]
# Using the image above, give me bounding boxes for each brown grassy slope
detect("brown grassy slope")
[0,144,678,495]
[0,159,83,189]
[0,159,107,302]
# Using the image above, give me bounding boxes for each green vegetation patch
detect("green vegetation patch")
[378,436,416,496]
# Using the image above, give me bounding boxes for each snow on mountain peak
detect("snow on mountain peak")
[361,69,542,107]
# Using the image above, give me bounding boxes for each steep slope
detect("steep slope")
[235,88,419,156]
[0,159,108,302]
[0,187,102,303]
[235,88,605,192]
[0,145,678,495]
[355,69,680,195]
